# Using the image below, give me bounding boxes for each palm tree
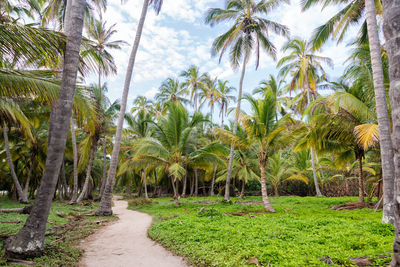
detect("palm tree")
[130,96,153,117]
[200,74,218,129]
[180,66,203,112]
[155,78,188,106]
[382,0,400,262]
[96,0,164,216]
[216,80,236,128]
[278,38,333,197]
[266,151,309,196]
[205,0,289,202]
[4,0,87,258]
[304,0,394,222]
[241,93,289,211]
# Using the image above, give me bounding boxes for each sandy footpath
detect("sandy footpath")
[78,197,188,267]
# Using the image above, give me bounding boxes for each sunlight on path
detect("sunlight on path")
[78,197,188,267]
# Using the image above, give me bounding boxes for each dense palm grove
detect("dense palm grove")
[1,0,400,264]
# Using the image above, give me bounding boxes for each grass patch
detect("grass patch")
[0,197,117,266]
[128,196,394,266]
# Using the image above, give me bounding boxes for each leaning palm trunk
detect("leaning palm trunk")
[364,0,395,224]
[96,0,150,216]
[69,119,79,204]
[259,155,275,212]
[77,142,97,203]
[3,124,28,204]
[210,167,217,196]
[225,46,248,202]
[381,0,400,263]
[4,0,86,258]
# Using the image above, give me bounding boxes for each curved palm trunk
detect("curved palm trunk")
[356,152,365,204]
[77,142,97,203]
[143,170,148,199]
[96,0,150,216]
[69,119,79,204]
[99,136,107,198]
[364,0,395,224]
[259,156,275,212]
[3,125,28,204]
[225,46,248,202]
[4,0,86,258]
[239,179,245,199]
[381,0,400,263]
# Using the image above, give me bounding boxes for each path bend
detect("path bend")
[78,197,188,267]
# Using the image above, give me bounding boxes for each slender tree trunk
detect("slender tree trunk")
[382,0,400,263]
[77,142,97,203]
[364,0,395,224]
[194,169,198,197]
[4,0,85,258]
[273,185,279,197]
[171,176,177,197]
[99,136,107,198]
[57,172,63,201]
[259,156,275,212]
[239,179,245,199]
[356,153,365,204]
[69,119,79,204]
[126,178,131,198]
[144,170,148,199]
[306,88,323,197]
[3,125,28,204]
[202,179,206,196]
[210,167,216,196]
[23,161,33,200]
[96,0,150,216]
[225,45,248,202]
[190,175,194,196]
[61,161,68,199]
[221,107,224,128]
[182,173,187,197]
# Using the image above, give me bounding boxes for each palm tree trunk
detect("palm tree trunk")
[3,124,28,204]
[171,176,177,197]
[70,119,79,204]
[99,136,107,198]
[4,0,86,258]
[190,175,194,196]
[382,0,400,263]
[61,161,68,199]
[182,173,187,197]
[210,167,217,196]
[306,87,323,197]
[259,156,275,212]
[225,44,249,202]
[356,152,365,204]
[126,178,131,198]
[239,179,245,199]
[77,142,97,203]
[144,170,148,199]
[220,106,224,128]
[365,0,395,224]
[273,185,279,197]
[96,0,150,216]
[194,169,199,197]
[23,160,33,200]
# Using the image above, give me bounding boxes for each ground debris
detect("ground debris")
[320,255,334,265]
[248,257,260,265]
[7,258,36,266]
[350,256,373,266]
[229,210,265,216]
[331,202,375,210]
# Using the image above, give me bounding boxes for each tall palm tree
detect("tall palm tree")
[200,74,218,129]
[180,66,203,112]
[216,80,236,128]
[304,0,395,223]
[278,38,333,197]
[382,0,400,262]
[240,93,288,211]
[96,0,164,216]
[4,0,87,258]
[205,0,289,202]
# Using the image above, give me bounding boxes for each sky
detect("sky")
[87,0,360,122]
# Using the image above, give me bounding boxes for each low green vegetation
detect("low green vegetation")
[129,196,393,266]
[0,198,117,266]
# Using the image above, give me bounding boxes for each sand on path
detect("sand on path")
[78,198,188,267]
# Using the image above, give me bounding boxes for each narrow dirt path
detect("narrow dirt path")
[78,197,188,267]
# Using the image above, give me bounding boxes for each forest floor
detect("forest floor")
[0,197,117,266]
[78,197,188,267]
[128,196,394,266]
